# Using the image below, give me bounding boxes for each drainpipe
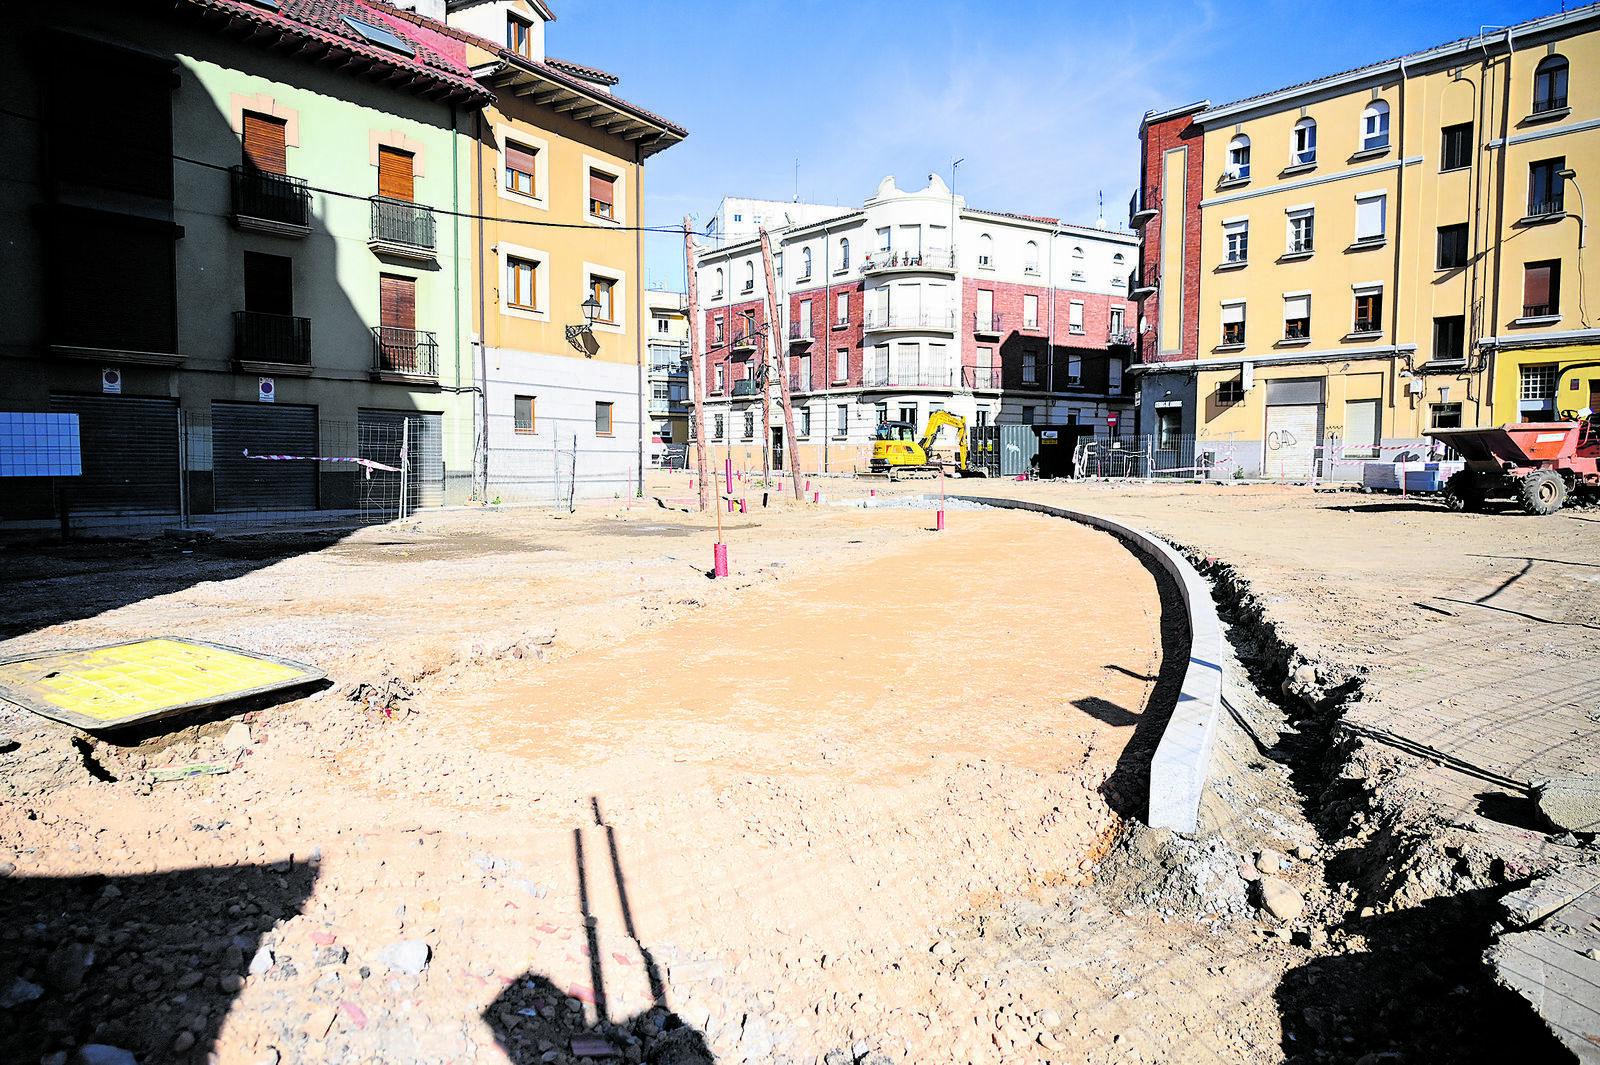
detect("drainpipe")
[1391,62,1410,439]
[475,109,489,501]
[1046,223,1056,417]
[1487,28,1516,423]
[636,140,645,491]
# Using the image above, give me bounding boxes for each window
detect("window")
[1287,209,1314,254]
[1291,118,1316,166]
[1431,402,1463,428]
[799,299,812,336]
[835,405,849,436]
[1437,223,1469,269]
[1071,270,1085,282]
[378,146,415,201]
[774,252,783,277]
[588,169,616,219]
[1360,100,1390,151]
[1529,158,1565,216]
[1109,357,1123,393]
[1110,307,1124,333]
[713,315,724,344]
[1157,408,1181,450]
[595,401,614,436]
[1345,398,1380,457]
[1221,302,1245,346]
[899,404,917,425]
[876,227,891,254]
[1217,379,1245,404]
[1068,352,1082,384]
[377,274,417,370]
[838,237,850,270]
[1534,55,1569,114]
[1022,351,1038,384]
[242,112,288,175]
[875,403,889,425]
[713,413,724,441]
[342,16,414,56]
[1069,300,1084,334]
[740,309,756,342]
[1520,363,1557,418]
[978,234,993,267]
[715,364,725,391]
[1441,123,1472,172]
[1072,245,1085,259]
[1354,193,1386,243]
[743,411,755,439]
[1353,289,1383,333]
[797,352,811,387]
[1432,315,1465,363]
[654,315,670,334]
[713,267,724,297]
[506,14,532,57]
[799,407,811,437]
[1523,260,1561,317]
[1024,241,1039,274]
[1224,219,1248,263]
[742,261,755,293]
[513,395,536,435]
[1023,294,1039,329]
[1283,294,1310,340]
[506,256,539,310]
[800,248,812,278]
[835,348,849,382]
[1226,134,1251,180]
[836,292,849,324]
[589,275,616,323]
[1021,406,1036,425]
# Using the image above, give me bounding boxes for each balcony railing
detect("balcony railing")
[731,378,762,397]
[231,166,311,231]
[371,326,439,378]
[1353,318,1379,333]
[1130,267,1159,298]
[1107,329,1134,347]
[973,312,1005,335]
[1528,196,1564,217]
[788,374,809,394]
[859,248,956,275]
[730,331,759,352]
[962,365,1001,389]
[234,310,311,365]
[861,366,958,388]
[1533,93,1568,114]
[1129,187,1160,225]
[788,322,815,342]
[863,309,956,332]
[369,196,436,256]
[1522,303,1554,318]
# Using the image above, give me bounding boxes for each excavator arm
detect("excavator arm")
[918,411,969,469]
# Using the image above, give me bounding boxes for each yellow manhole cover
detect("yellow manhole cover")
[0,638,325,730]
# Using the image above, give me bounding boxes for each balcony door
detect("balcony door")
[242,112,287,174]
[379,274,417,372]
[977,288,994,330]
[378,146,415,201]
[245,252,292,316]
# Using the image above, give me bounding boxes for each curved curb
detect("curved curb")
[946,495,1224,835]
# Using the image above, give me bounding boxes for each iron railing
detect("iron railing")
[963,366,1001,389]
[973,312,1005,335]
[1523,303,1554,318]
[863,309,957,331]
[1129,187,1160,224]
[1533,93,1568,114]
[860,366,957,388]
[370,197,436,252]
[1130,267,1158,295]
[731,379,761,397]
[1528,196,1564,216]
[371,326,438,377]
[231,167,311,228]
[1353,318,1379,333]
[1107,329,1134,346]
[233,310,311,364]
[788,374,809,394]
[859,248,956,274]
[788,322,814,341]
[730,331,759,351]
[1284,321,1310,340]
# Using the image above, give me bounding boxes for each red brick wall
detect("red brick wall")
[788,282,864,390]
[1135,109,1205,365]
[701,298,766,394]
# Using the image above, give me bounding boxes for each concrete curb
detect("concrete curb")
[946,495,1224,835]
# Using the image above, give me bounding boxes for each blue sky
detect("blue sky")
[544,0,1566,287]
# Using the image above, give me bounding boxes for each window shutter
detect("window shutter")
[1222,304,1245,325]
[1356,196,1385,239]
[378,147,415,201]
[1523,264,1552,307]
[505,143,537,178]
[1284,295,1310,320]
[589,170,615,207]
[379,275,416,330]
[242,113,287,174]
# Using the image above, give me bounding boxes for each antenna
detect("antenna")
[794,157,799,202]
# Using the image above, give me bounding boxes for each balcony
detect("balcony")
[1527,196,1564,218]
[973,312,1005,337]
[863,309,956,334]
[233,311,312,374]
[731,331,760,353]
[231,167,311,236]
[731,378,762,397]
[788,322,815,344]
[861,366,957,388]
[1107,329,1134,347]
[1129,187,1160,226]
[1130,267,1158,299]
[962,365,1000,390]
[788,374,810,394]
[369,196,436,259]
[370,326,439,381]
[859,248,957,276]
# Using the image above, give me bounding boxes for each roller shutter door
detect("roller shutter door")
[1263,404,1323,480]
[49,394,179,515]
[213,402,317,512]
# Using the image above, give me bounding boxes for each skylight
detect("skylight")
[341,16,415,57]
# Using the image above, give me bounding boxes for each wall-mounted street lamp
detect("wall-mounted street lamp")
[1556,169,1585,248]
[566,295,604,355]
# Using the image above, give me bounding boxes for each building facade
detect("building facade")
[1131,5,1600,480]
[644,290,691,458]
[695,176,1139,474]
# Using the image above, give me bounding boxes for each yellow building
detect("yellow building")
[1132,5,1599,479]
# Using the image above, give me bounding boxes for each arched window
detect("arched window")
[839,237,850,269]
[1534,55,1569,114]
[1112,252,1125,263]
[1024,240,1039,273]
[1361,100,1390,151]
[978,233,993,267]
[743,261,755,292]
[714,267,724,295]
[1291,118,1317,165]
[1226,134,1251,179]
[801,247,812,277]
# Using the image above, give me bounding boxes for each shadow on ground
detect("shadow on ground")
[0,863,316,1064]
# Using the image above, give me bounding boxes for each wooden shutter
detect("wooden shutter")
[1523,263,1552,308]
[378,147,415,201]
[589,170,614,207]
[380,275,415,330]
[242,112,287,174]
[505,143,537,182]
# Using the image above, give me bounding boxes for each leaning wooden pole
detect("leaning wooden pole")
[684,218,710,512]
[760,227,802,501]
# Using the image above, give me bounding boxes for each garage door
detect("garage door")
[1264,404,1323,481]
[213,402,318,512]
[49,394,179,515]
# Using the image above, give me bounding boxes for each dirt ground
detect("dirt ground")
[0,476,1591,1065]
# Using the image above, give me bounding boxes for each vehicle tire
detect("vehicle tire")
[1519,470,1567,515]
[1442,470,1488,512]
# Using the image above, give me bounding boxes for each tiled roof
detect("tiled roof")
[178,0,491,106]
[545,56,618,85]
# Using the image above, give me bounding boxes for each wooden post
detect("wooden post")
[759,227,802,501]
[758,225,806,498]
[684,219,710,512]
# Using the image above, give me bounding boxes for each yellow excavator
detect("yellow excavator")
[869,411,986,480]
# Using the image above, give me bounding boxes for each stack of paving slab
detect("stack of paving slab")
[1361,460,1465,493]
